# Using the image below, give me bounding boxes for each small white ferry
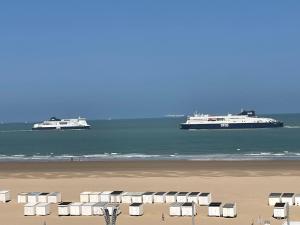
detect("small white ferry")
[32,117,90,130]
[181,110,283,130]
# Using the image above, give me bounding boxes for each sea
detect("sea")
[0,114,300,161]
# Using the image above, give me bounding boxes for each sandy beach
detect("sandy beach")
[1,160,300,225]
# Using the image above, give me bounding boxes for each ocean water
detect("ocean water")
[0,114,300,161]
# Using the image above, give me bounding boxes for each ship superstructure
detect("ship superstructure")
[32,117,90,130]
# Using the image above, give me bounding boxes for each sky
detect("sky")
[0,1,300,122]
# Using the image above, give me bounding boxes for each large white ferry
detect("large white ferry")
[180,110,283,130]
[32,117,90,130]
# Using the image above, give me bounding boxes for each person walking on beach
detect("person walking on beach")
[161,212,165,221]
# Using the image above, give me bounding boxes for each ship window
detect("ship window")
[60,122,68,125]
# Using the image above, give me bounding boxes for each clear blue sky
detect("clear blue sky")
[1,1,300,122]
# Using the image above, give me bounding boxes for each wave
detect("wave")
[284,126,300,129]
[1,151,300,161]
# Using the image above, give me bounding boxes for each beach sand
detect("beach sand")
[0,160,299,225]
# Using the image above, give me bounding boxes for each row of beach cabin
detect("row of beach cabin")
[169,202,236,218]
[80,191,212,205]
[18,192,61,204]
[268,193,300,206]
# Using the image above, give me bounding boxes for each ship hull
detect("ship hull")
[32,126,90,130]
[180,122,284,130]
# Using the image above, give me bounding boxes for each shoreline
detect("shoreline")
[1,160,300,177]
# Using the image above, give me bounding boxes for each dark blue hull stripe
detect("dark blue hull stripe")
[180,122,283,129]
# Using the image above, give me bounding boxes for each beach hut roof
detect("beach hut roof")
[170,202,183,207]
[132,192,144,196]
[94,202,107,206]
[143,192,155,195]
[178,192,189,195]
[269,192,281,197]
[40,192,49,196]
[189,192,200,196]
[58,202,72,206]
[182,202,193,206]
[101,191,112,195]
[166,191,178,195]
[223,203,235,208]
[130,203,142,206]
[106,203,119,207]
[200,192,210,196]
[209,202,222,207]
[111,191,123,195]
[282,193,295,197]
[155,192,166,195]
[49,192,59,196]
[275,202,286,207]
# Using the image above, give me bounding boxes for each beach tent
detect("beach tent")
[80,192,91,203]
[181,202,196,216]
[208,202,222,217]
[81,203,95,216]
[153,192,166,203]
[142,192,155,204]
[58,202,72,216]
[110,191,123,203]
[187,192,201,204]
[89,192,101,203]
[222,203,237,218]
[36,203,50,216]
[177,192,190,203]
[27,192,41,203]
[268,193,282,206]
[281,193,295,206]
[18,192,29,204]
[24,203,38,216]
[169,202,182,216]
[70,202,83,216]
[165,192,178,203]
[38,193,49,203]
[131,192,144,203]
[100,191,112,203]
[273,202,287,219]
[129,203,144,216]
[0,190,11,203]
[48,192,62,203]
[93,202,107,215]
[199,192,212,206]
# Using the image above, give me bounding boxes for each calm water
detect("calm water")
[0,114,300,161]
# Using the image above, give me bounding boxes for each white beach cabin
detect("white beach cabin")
[121,192,134,204]
[129,203,144,216]
[273,202,287,219]
[100,191,112,203]
[165,192,178,203]
[169,202,182,216]
[81,203,95,216]
[188,192,201,204]
[132,192,144,203]
[199,192,212,206]
[36,203,50,216]
[80,192,91,203]
[38,193,49,203]
[18,192,29,204]
[222,203,237,218]
[58,202,72,216]
[208,202,222,217]
[70,202,83,216]
[177,192,190,203]
[295,194,300,206]
[48,192,61,203]
[105,203,121,216]
[142,192,155,204]
[268,193,282,206]
[281,193,295,206]
[181,202,196,216]
[93,202,107,216]
[27,192,41,203]
[24,203,38,216]
[0,190,11,203]
[89,192,101,203]
[110,191,123,203]
[153,192,166,203]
